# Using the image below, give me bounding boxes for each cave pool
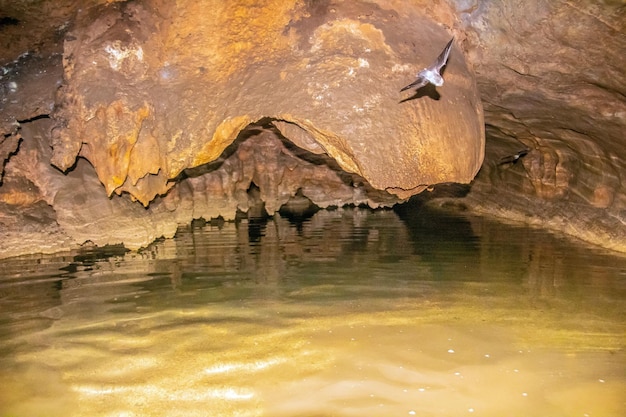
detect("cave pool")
[0,205,624,417]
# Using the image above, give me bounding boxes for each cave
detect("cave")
[1,2,625,415]
[1,0,625,259]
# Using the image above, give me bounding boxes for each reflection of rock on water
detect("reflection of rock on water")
[0,204,624,416]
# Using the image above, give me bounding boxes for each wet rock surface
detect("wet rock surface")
[447,0,626,252]
[1,0,625,257]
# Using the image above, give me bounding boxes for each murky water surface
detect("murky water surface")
[0,206,624,417]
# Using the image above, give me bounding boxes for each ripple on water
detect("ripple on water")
[0,207,624,416]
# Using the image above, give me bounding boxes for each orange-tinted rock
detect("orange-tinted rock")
[3,0,623,258]
[50,0,483,207]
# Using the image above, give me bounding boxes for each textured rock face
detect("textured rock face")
[1,0,484,257]
[448,0,626,252]
[51,0,482,204]
[1,0,625,257]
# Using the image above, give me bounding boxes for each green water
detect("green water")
[0,206,624,417]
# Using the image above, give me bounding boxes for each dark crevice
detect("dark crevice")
[0,16,20,27]
[1,136,23,185]
[17,114,50,124]
[170,123,265,182]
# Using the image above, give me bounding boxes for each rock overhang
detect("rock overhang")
[49,0,485,209]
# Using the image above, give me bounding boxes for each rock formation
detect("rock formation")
[454,0,626,252]
[0,0,624,258]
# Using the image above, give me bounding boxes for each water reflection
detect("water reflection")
[0,206,624,417]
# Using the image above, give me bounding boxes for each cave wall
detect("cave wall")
[448,0,626,252]
[1,0,625,258]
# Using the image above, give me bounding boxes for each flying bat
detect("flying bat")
[401,37,454,92]
[499,149,529,165]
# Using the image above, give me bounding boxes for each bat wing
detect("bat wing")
[499,149,529,165]
[434,37,454,72]
[400,75,428,92]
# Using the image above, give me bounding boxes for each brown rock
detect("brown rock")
[4,0,624,257]
[446,0,626,252]
[50,0,483,206]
